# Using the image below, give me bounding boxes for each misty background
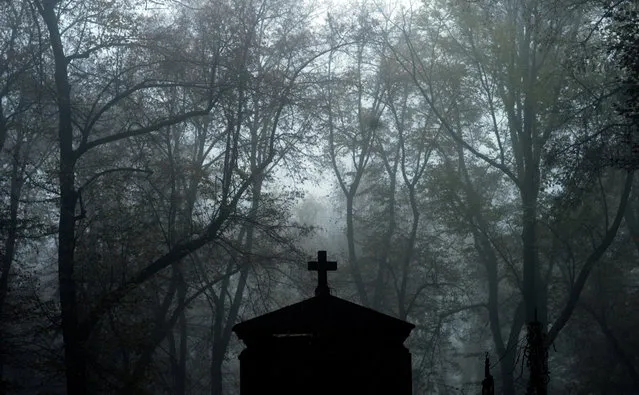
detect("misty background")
[0,0,638,393]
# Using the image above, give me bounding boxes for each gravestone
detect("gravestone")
[232,251,415,395]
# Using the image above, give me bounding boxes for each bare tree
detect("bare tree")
[386,0,634,392]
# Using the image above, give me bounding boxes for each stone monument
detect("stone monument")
[232,250,415,395]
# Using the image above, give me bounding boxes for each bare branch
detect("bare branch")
[548,170,634,345]
[386,30,521,187]
[75,103,216,158]
[77,167,152,192]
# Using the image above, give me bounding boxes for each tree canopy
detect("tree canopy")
[0,0,637,394]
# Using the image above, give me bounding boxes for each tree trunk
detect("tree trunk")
[500,348,517,395]
[121,273,179,394]
[585,307,639,392]
[458,144,525,395]
[0,146,23,315]
[548,171,634,343]
[623,189,639,255]
[346,192,369,306]
[397,183,419,320]
[210,259,250,395]
[210,175,261,395]
[38,3,87,393]
[372,163,396,311]
[175,267,188,395]
[209,301,225,395]
[0,142,24,382]
[521,190,546,395]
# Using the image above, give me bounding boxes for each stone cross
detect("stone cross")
[308,250,337,296]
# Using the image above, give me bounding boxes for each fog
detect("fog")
[0,0,637,394]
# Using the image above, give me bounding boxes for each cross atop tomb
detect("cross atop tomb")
[308,250,337,296]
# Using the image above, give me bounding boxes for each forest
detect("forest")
[0,0,638,393]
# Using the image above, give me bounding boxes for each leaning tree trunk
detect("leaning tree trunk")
[585,307,639,392]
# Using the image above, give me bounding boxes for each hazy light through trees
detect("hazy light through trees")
[0,0,637,394]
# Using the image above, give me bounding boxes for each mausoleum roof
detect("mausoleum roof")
[232,293,415,345]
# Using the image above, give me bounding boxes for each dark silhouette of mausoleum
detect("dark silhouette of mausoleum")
[232,251,415,395]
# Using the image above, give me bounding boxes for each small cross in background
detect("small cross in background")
[308,250,337,296]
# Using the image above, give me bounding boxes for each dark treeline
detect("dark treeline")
[0,0,637,394]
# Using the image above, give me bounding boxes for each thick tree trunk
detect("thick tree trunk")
[56,86,86,395]
[38,3,87,394]
[521,200,538,322]
[521,195,546,395]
